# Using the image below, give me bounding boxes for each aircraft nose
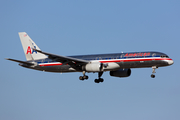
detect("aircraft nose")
[168,59,174,65]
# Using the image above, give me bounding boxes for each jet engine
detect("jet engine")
[110,69,131,77]
[82,62,121,72]
[82,62,103,72]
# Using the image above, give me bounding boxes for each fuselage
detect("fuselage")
[20,51,173,73]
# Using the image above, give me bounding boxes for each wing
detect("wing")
[5,58,34,66]
[32,48,89,65]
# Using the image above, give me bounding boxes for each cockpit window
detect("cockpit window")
[161,55,169,58]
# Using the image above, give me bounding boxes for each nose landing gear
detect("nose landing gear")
[151,66,158,78]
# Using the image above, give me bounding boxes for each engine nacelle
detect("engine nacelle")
[83,62,102,72]
[82,62,121,72]
[110,69,131,78]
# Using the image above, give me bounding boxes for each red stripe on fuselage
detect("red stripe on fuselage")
[100,58,172,63]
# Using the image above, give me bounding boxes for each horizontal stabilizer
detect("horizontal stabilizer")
[5,58,34,66]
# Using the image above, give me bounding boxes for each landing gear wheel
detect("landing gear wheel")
[79,76,84,80]
[151,74,155,78]
[99,78,104,82]
[94,78,104,83]
[94,79,99,83]
[83,75,89,80]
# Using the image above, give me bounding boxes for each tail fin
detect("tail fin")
[19,32,47,61]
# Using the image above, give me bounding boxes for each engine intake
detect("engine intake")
[110,69,131,78]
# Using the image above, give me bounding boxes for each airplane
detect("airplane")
[6,32,174,83]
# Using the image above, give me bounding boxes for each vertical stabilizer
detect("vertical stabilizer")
[19,32,47,61]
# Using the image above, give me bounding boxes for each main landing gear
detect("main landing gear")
[151,66,158,78]
[94,72,104,83]
[79,71,104,83]
[79,71,89,80]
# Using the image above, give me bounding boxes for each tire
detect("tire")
[94,79,99,83]
[99,78,104,82]
[79,76,84,80]
[151,74,155,78]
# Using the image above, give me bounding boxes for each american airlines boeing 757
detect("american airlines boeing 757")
[6,32,174,83]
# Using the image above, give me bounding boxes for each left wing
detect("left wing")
[32,48,89,65]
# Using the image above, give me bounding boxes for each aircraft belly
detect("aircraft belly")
[118,60,169,68]
[32,65,76,73]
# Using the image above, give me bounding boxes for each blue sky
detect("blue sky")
[1,0,180,120]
